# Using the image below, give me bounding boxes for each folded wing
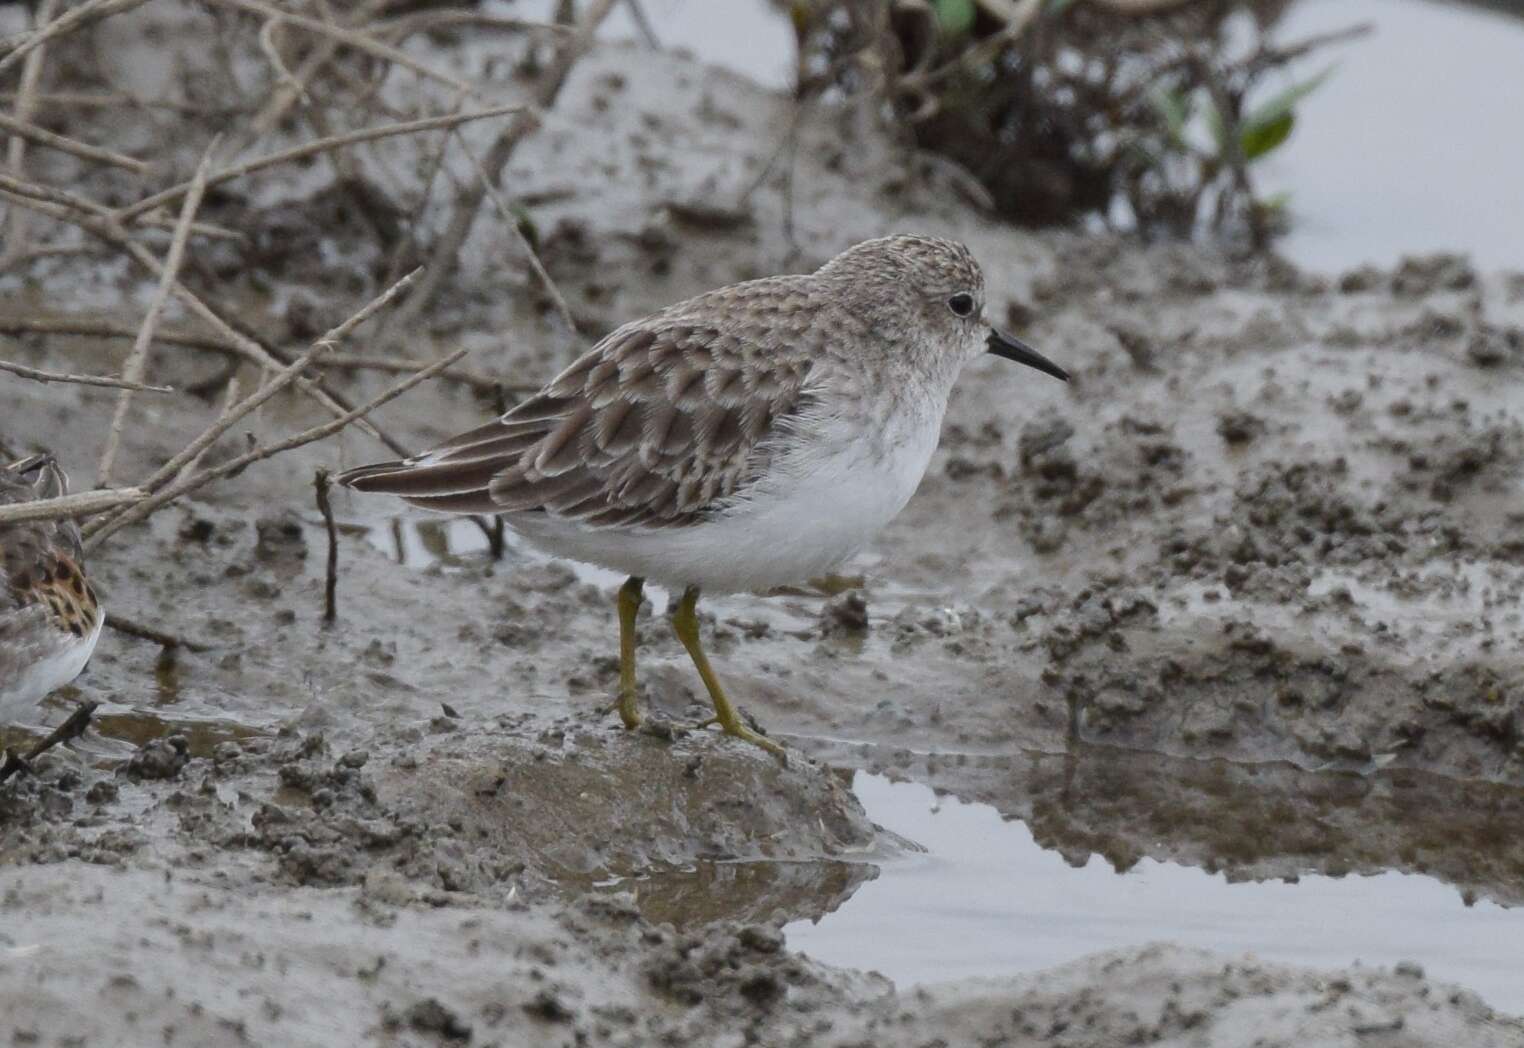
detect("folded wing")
[338,309,815,529]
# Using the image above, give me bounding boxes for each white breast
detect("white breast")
[0,610,103,720]
[509,406,945,594]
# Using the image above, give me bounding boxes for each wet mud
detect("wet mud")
[3,8,1524,1045]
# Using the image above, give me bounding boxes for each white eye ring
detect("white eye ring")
[948,293,975,317]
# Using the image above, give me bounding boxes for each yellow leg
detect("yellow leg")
[672,586,787,763]
[616,576,644,730]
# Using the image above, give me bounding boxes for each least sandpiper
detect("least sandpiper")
[339,235,1068,759]
[0,454,104,722]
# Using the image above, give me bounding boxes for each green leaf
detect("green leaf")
[934,0,976,35]
[1202,93,1226,153]
[1240,110,1294,161]
[1246,65,1335,135]
[1236,64,1334,162]
[1147,84,1192,148]
[1258,190,1293,213]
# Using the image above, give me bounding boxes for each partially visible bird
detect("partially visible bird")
[0,455,103,722]
[338,235,1069,760]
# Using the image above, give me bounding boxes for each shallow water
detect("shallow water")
[788,772,1524,1012]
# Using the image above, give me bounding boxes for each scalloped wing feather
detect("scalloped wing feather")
[339,276,824,528]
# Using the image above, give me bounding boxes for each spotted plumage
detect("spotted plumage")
[338,235,1068,758]
[0,455,103,721]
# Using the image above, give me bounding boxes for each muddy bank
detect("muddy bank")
[4,864,1520,1048]
[2,5,1524,1044]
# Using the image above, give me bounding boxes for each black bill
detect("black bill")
[987,329,1069,382]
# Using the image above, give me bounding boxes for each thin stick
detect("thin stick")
[314,468,338,624]
[0,488,145,526]
[0,112,151,175]
[0,315,238,354]
[393,0,617,328]
[114,104,525,225]
[455,131,580,339]
[103,614,210,652]
[84,348,467,552]
[257,17,309,107]
[98,143,217,486]
[320,353,534,393]
[378,11,573,40]
[0,170,238,241]
[0,187,392,448]
[237,0,393,151]
[0,357,174,392]
[85,269,423,532]
[177,376,240,481]
[0,0,153,78]
[622,0,660,48]
[0,701,98,785]
[2,0,56,267]
[202,0,470,93]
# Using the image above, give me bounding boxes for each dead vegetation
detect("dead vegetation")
[0,0,620,617]
[787,0,1367,246]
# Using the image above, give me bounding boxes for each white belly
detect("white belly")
[509,411,943,593]
[0,611,103,719]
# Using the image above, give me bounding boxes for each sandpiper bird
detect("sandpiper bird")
[0,454,104,722]
[338,235,1068,759]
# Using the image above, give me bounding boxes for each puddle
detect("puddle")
[785,771,1524,1012]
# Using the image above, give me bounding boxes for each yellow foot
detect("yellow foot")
[597,693,643,730]
[617,686,644,730]
[720,722,788,765]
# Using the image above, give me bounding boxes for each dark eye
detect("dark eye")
[948,293,975,318]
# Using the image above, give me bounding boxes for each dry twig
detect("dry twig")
[203,0,471,93]
[114,104,525,225]
[0,111,151,175]
[103,614,211,652]
[0,187,393,447]
[0,0,153,78]
[97,143,218,486]
[314,468,338,624]
[0,488,146,527]
[0,701,98,785]
[393,0,618,328]
[2,0,57,266]
[83,268,423,544]
[0,357,174,393]
[455,131,580,339]
[320,353,534,394]
[0,315,238,355]
[85,346,467,552]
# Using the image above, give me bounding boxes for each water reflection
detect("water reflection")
[786,769,1524,1014]
[585,858,876,930]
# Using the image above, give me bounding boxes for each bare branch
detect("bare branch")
[2,0,57,267]
[115,104,525,224]
[392,0,618,328]
[84,268,424,532]
[0,357,174,393]
[202,0,471,93]
[455,130,580,340]
[85,346,466,552]
[0,488,145,526]
[0,111,151,175]
[0,169,239,241]
[0,186,393,448]
[97,142,218,486]
[0,315,238,355]
[0,0,152,79]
